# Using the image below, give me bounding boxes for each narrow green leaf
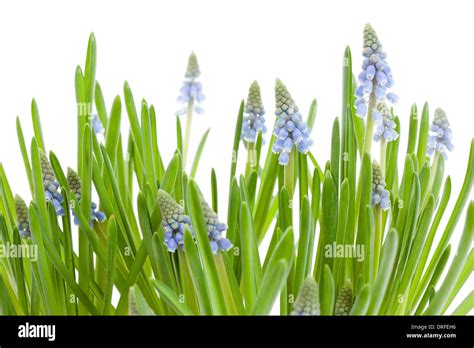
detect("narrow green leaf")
[190,128,210,178]
[239,201,261,309]
[306,99,317,130]
[187,179,227,314]
[103,217,118,315]
[416,103,429,170]
[104,95,122,165]
[211,168,218,213]
[406,104,418,154]
[31,99,45,152]
[350,284,371,315]
[183,227,212,315]
[367,229,399,315]
[94,81,108,129]
[123,81,143,157]
[16,117,33,193]
[321,265,335,315]
[294,196,312,295]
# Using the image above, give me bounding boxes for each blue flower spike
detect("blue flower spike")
[373,101,399,143]
[177,52,205,116]
[355,24,398,118]
[272,79,313,165]
[427,108,454,160]
[242,81,266,143]
[14,195,30,239]
[40,150,64,216]
[291,276,321,316]
[67,168,106,225]
[372,161,390,211]
[157,189,193,253]
[198,193,232,254]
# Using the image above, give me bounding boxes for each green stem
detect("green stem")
[355,93,376,225]
[380,139,386,178]
[284,152,295,197]
[183,98,194,166]
[379,138,387,239]
[245,141,255,178]
[363,93,376,155]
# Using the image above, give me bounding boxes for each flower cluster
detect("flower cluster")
[14,195,30,238]
[291,276,321,316]
[334,281,353,316]
[355,24,398,118]
[372,161,390,211]
[272,79,312,165]
[242,81,266,142]
[373,101,398,142]
[40,150,64,216]
[427,108,454,159]
[177,52,205,115]
[67,168,106,225]
[157,190,193,252]
[199,194,232,254]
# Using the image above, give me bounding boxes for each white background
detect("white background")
[0,0,472,313]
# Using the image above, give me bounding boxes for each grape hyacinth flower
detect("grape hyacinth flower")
[427,108,454,159]
[178,52,205,165]
[291,276,320,316]
[157,190,193,253]
[176,52,205,116]
[40,150,64,216]
[14,195,30,238]
[199,194,232,254]
[242,81,266,142]
[92,114,105,135]
[355,24,398,118]
[67,168,106,226]
[334,281,353,316]
[372,161,390,211]
[272,79,313,165]
[373,101,398,142]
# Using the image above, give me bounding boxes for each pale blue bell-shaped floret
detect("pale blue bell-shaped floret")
[427,108,454,159]
[92,114,105,135]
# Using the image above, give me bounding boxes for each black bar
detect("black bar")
[0,316,472,346]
